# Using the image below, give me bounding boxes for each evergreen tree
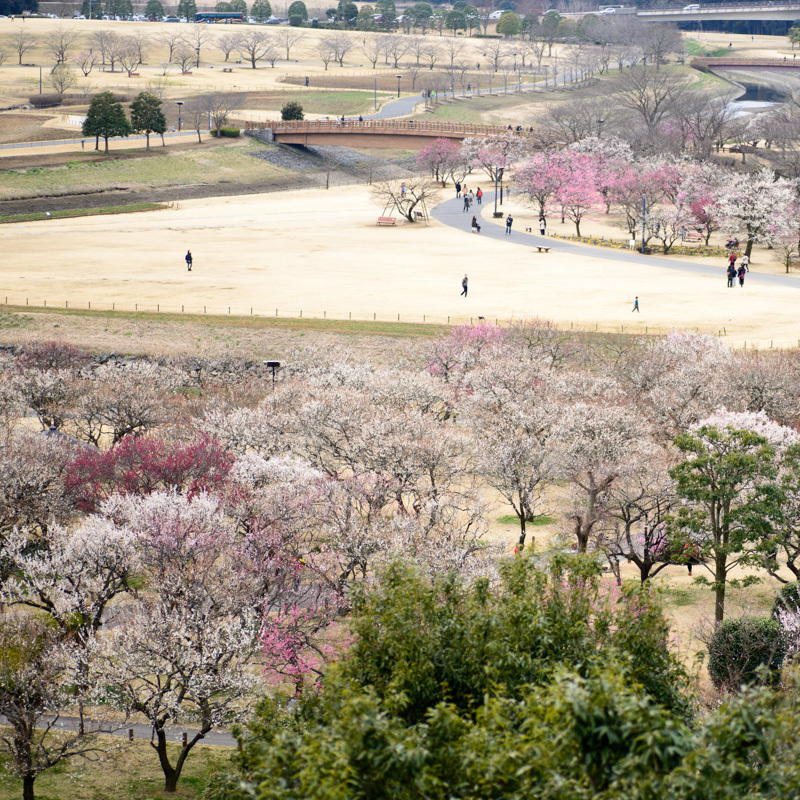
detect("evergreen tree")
[130,92,167,150]
[105,0,132,17]
[177,0,197,18]
[82,91,132,153]
[230,0,247,13]
[80,0,103,18]
[250,0,271,21]
[144,0,164,18]
[287,0,307,19]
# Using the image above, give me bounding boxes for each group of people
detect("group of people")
[457,184,483,211]
[726,251,749,287]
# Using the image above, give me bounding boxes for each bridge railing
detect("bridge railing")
[243,119,516,137]
[639,2,800,12]
[695,56,800,66]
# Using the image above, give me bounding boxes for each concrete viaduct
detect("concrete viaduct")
[243,120,517,150]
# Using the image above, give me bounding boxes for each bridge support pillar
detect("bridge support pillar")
[244,128,275,144]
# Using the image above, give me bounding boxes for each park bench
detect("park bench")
[182,70,192,75]
[377,216,396,226]
[128,72,139,77]
[222,67,233,73]
[682,231,703,242]
[535,246,550,253]
[414,211,424,221]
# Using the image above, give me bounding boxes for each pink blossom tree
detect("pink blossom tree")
[415,137,463,187]
[553,152,601,236]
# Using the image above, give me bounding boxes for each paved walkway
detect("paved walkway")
[432,191,800,289]
[12,715,237,748]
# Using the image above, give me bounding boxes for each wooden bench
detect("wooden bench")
[535,246,550,253]
[222,67,233,73]
[377,216,396,226]
[682,231,703,242]
[128,72,139,77]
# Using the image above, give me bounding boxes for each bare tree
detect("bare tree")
[316,36,336,70]
[46,26,79,65]
[407,36,428,66]
[118,41,142,77]
[205,91,243,134]
[371,177,441,222]
[129,30,149,65]
[218,32,240,62]
[442,38,466,70]
[156,30,185,62]
[677,90,738,160]
[0,45,7,67]
[106,33,126,73]
[47,63,77,96]
[544,96,615,143]
[185,26,211,64]
[173,47,196,73]
[484,39,510,72]
[236,30,273,69]
[91,29,118,67]
[183,98,208,143]
[641,23,683,70]
[615,66,687,135]
[383,34,410,68]
[361,34,386,69]
[277,29,305,61]
[10,27,37,65]
[424,42,442,70]
[328,31,354,67]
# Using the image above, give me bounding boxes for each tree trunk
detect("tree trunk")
[518,514,527,549]
[145,133,150,150]
[103,136,109,153]
[154,729,179,793]
[715,551,727,622]
[23,775,35,800]
[745,234,754,259]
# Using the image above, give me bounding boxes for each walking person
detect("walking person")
[455,181,462,198]
[632,296,640,313]
[738,265,746,287]
[463,195,470,212]
[468,189,474,202]
[505,214,513,235]
[741,253,750,271]
[728,251,737,271]
[539,216,546,236]
[727,264,736,288]
[185,250,192,271]
[460,274,468,297]
[476,188,483,204]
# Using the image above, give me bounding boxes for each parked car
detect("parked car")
[164,15,180,21]
[683,3,700,9]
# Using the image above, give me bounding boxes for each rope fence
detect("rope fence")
[0,299,794,350]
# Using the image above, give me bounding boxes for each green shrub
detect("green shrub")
[28,94,63,108]
[219,127,240,137]
[708,616,786,692]
[289,13,303,25]
[281,101,304,121]
[772,581,800,619]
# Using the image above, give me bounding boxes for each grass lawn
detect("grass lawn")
[244,89,389,115]
[497,514,556,526]
[685,40,732,58]
[0,203,167,224]
[0,736,233,800]
[0,139,292,200]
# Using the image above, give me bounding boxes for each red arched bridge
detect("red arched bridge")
[242,119,523,149]
[694,56,800,70]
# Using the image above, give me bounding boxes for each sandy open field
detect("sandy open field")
[3,182,800,348]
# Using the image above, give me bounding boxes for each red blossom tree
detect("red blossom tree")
[65,435,234,512]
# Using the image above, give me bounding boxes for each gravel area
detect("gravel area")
[250,143,414,187]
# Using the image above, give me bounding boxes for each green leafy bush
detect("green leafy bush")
[708,616,786,692]
[289,12,303,24]
[281,101,304,121]
[220,127,240,137]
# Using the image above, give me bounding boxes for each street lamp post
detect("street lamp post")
[195,46,200,68]
[175,100,183,132]
[396,74,402,98]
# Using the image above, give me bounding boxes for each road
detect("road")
[432,191,800,289]
[1,715,237,748]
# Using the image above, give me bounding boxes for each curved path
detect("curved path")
[432,191,800,289]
